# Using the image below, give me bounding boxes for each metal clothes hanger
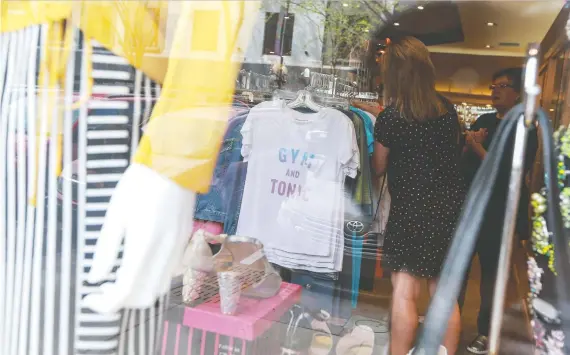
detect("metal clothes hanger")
[287,90,323,112]
[317,95,350,110]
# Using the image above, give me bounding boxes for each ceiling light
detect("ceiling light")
[550,108,555,112]
[394,22,400,26]
[417,5,424,10]
[486,22,496,27]
[485,44,492,48]
[461,102,467,105]
[269,51,275,54]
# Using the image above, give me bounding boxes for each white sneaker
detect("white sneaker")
[408,346,448,355]
[382,344,447,355]
[336,325,374,355]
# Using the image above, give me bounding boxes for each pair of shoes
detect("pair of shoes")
[308,310,334,355]
[335,325,374,355]
[382,344,447,355]
[466,335,489,354]
[309,312,375,355]
[410,346,447,355]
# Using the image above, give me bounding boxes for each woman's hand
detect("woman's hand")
[465,131,476,147]
[471,128,488,144]
[465,131,485,147]
[350,100,382,117]
[465,131,487,159]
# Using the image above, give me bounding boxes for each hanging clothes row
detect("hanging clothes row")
[192,89,390,321]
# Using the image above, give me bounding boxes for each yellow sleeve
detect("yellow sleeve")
[2,0,260,194]
[1,1,169,83]
[0,1,71,33]
[133,0,260,193]
[78,1,169,84]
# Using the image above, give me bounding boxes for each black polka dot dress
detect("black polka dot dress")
[375,105,466,279]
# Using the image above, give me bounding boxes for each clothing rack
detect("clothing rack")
[309,72,334,95]
[235,70,274,103]
[273,88,349,110]
[308,72,359,99]
[335,79,357,98]
[350,92,379,103]
[236,70,272,92]
[239,69,376,103]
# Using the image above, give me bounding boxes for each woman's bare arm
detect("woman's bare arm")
[372,141,390,177]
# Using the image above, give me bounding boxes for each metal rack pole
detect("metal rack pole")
[487,43,541,355]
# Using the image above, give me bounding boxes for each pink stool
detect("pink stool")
[162,282,302,355]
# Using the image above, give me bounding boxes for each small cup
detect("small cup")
[217,271,241,315]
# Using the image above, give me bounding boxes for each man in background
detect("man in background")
[460,67,538,354]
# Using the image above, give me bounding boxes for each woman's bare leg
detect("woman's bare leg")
[390,272,421,355]
[428,279,461,355]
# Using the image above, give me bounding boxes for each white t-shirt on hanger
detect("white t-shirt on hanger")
[236,100,359,271]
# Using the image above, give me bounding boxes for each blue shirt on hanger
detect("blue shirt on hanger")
[350,107,374,154]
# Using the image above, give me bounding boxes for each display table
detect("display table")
[161,282,301,355]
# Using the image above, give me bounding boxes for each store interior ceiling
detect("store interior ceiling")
[378,0,566,104]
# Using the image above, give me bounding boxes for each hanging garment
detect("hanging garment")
[2,1,169,84]
[1,0,261,307]
[85,2,261,313]
[82,1,261,312]
[236,100,359,273]
[342,109,373,216]
[194,111,249,224]
[350,107,375,154]
[341,110,375,298]
[221,161,248,235]
[1,1,261,354]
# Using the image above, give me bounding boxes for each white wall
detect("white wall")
[243,1,327,68]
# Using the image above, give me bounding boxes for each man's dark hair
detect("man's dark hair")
[492,67,523,94]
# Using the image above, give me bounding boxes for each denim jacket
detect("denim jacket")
[221,161,248,235]
[194,113,248,223]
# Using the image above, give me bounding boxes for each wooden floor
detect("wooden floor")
[353,245,534,355]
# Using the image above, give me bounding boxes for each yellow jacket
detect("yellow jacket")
[1,0,259,193]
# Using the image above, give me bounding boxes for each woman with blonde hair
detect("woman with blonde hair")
[371,36,466,354]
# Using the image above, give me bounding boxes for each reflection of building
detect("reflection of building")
[242,1,380,91]
[244,2,327,69]
[142,1,376,90]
